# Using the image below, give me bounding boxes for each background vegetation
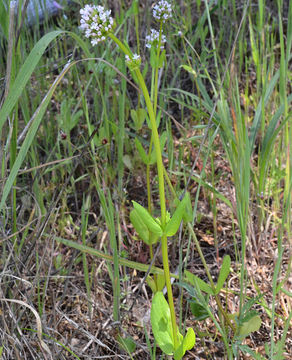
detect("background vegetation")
[0,0,291,359]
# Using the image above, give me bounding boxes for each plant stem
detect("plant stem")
[109,33,178,348]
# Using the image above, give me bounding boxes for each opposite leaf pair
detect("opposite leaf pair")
[130,192,192,245]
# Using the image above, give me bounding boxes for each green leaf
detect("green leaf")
[132,201,163,237]
[190,299,210,321]
[156,273,166,292]
[150,46,158,68]
[165,193,189,236]
[185,270,214,295]
[182,192,193,222]
[0,1,8,40]
[180,64,197,77]
[131,108,146,131]
[215,255,231,294]
[151,292,174,355]
[237,345,266,360]
[130,209,149,244]
[0,31,63,135]
[117,334,136,354]
[174,328,196,360]
[146,275,157,293]
[149,129,167,165]
[158,50,166,68]
[135,138,149,164]
[238,315,261,339]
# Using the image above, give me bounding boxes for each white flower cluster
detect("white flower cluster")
[80,4,114,45]
[125,54,141,70]
[153,0,172,22]
[125,54,141,62]
[145,29,166,49]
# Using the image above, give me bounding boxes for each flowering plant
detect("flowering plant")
[79,1,196,358]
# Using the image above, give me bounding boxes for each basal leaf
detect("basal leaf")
[238,315,261,339]
[174,328,196,360]
[151,292,174,355]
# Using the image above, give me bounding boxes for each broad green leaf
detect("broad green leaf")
[146,274,165,293]
[156,273,166,292]
[130,209,150,244]
[131,108,146,131]
[135,138,149,164]
[150,46,158,68]
[185,270,214,295]
[215,255,231,294]
[117,334,136,354]
[132,201,163,236]
[190,299,210,321]
[182,192,193,222]
[158,50,166,68]
[174,328,196,360]
[165,194,188,237]
[146,275,157,293]
[151,292,174,355]
[238,315,261,339]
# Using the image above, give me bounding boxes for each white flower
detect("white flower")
[80,4,114,45]
[145,28,166,49]
[153,0,172,22]
[125,53,141,69]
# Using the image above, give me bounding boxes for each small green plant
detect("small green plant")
[79,1,196,357]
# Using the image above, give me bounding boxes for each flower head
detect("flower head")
[80,4,114,45]
[153,1,172,22]
[125,53,141,70]
[145,29,166,50]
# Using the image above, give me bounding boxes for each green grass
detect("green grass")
[0,0,291,359]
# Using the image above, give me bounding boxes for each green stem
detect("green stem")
[109,32,178,349]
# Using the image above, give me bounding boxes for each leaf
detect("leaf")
[0,31,63,135]
[215,255,231,294]
[149,129,167,165]
[0,52,73,213]
[238,315,261,339]
[165,193,191,237]
[130,209,149,244]
[151,292,174,355]
[185,270,214,295]
[180,64,197,77]
[135,138,149,164]
[131,108,146,131]
[146,275,157,293]
[132,202,163,237]
[174,328,196,360]
[190,299,210,321]
[182,192,193,222]
[158,50,166,68]
[150,46,158,68]
[117,334,136,354]
[156,273,166,292]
